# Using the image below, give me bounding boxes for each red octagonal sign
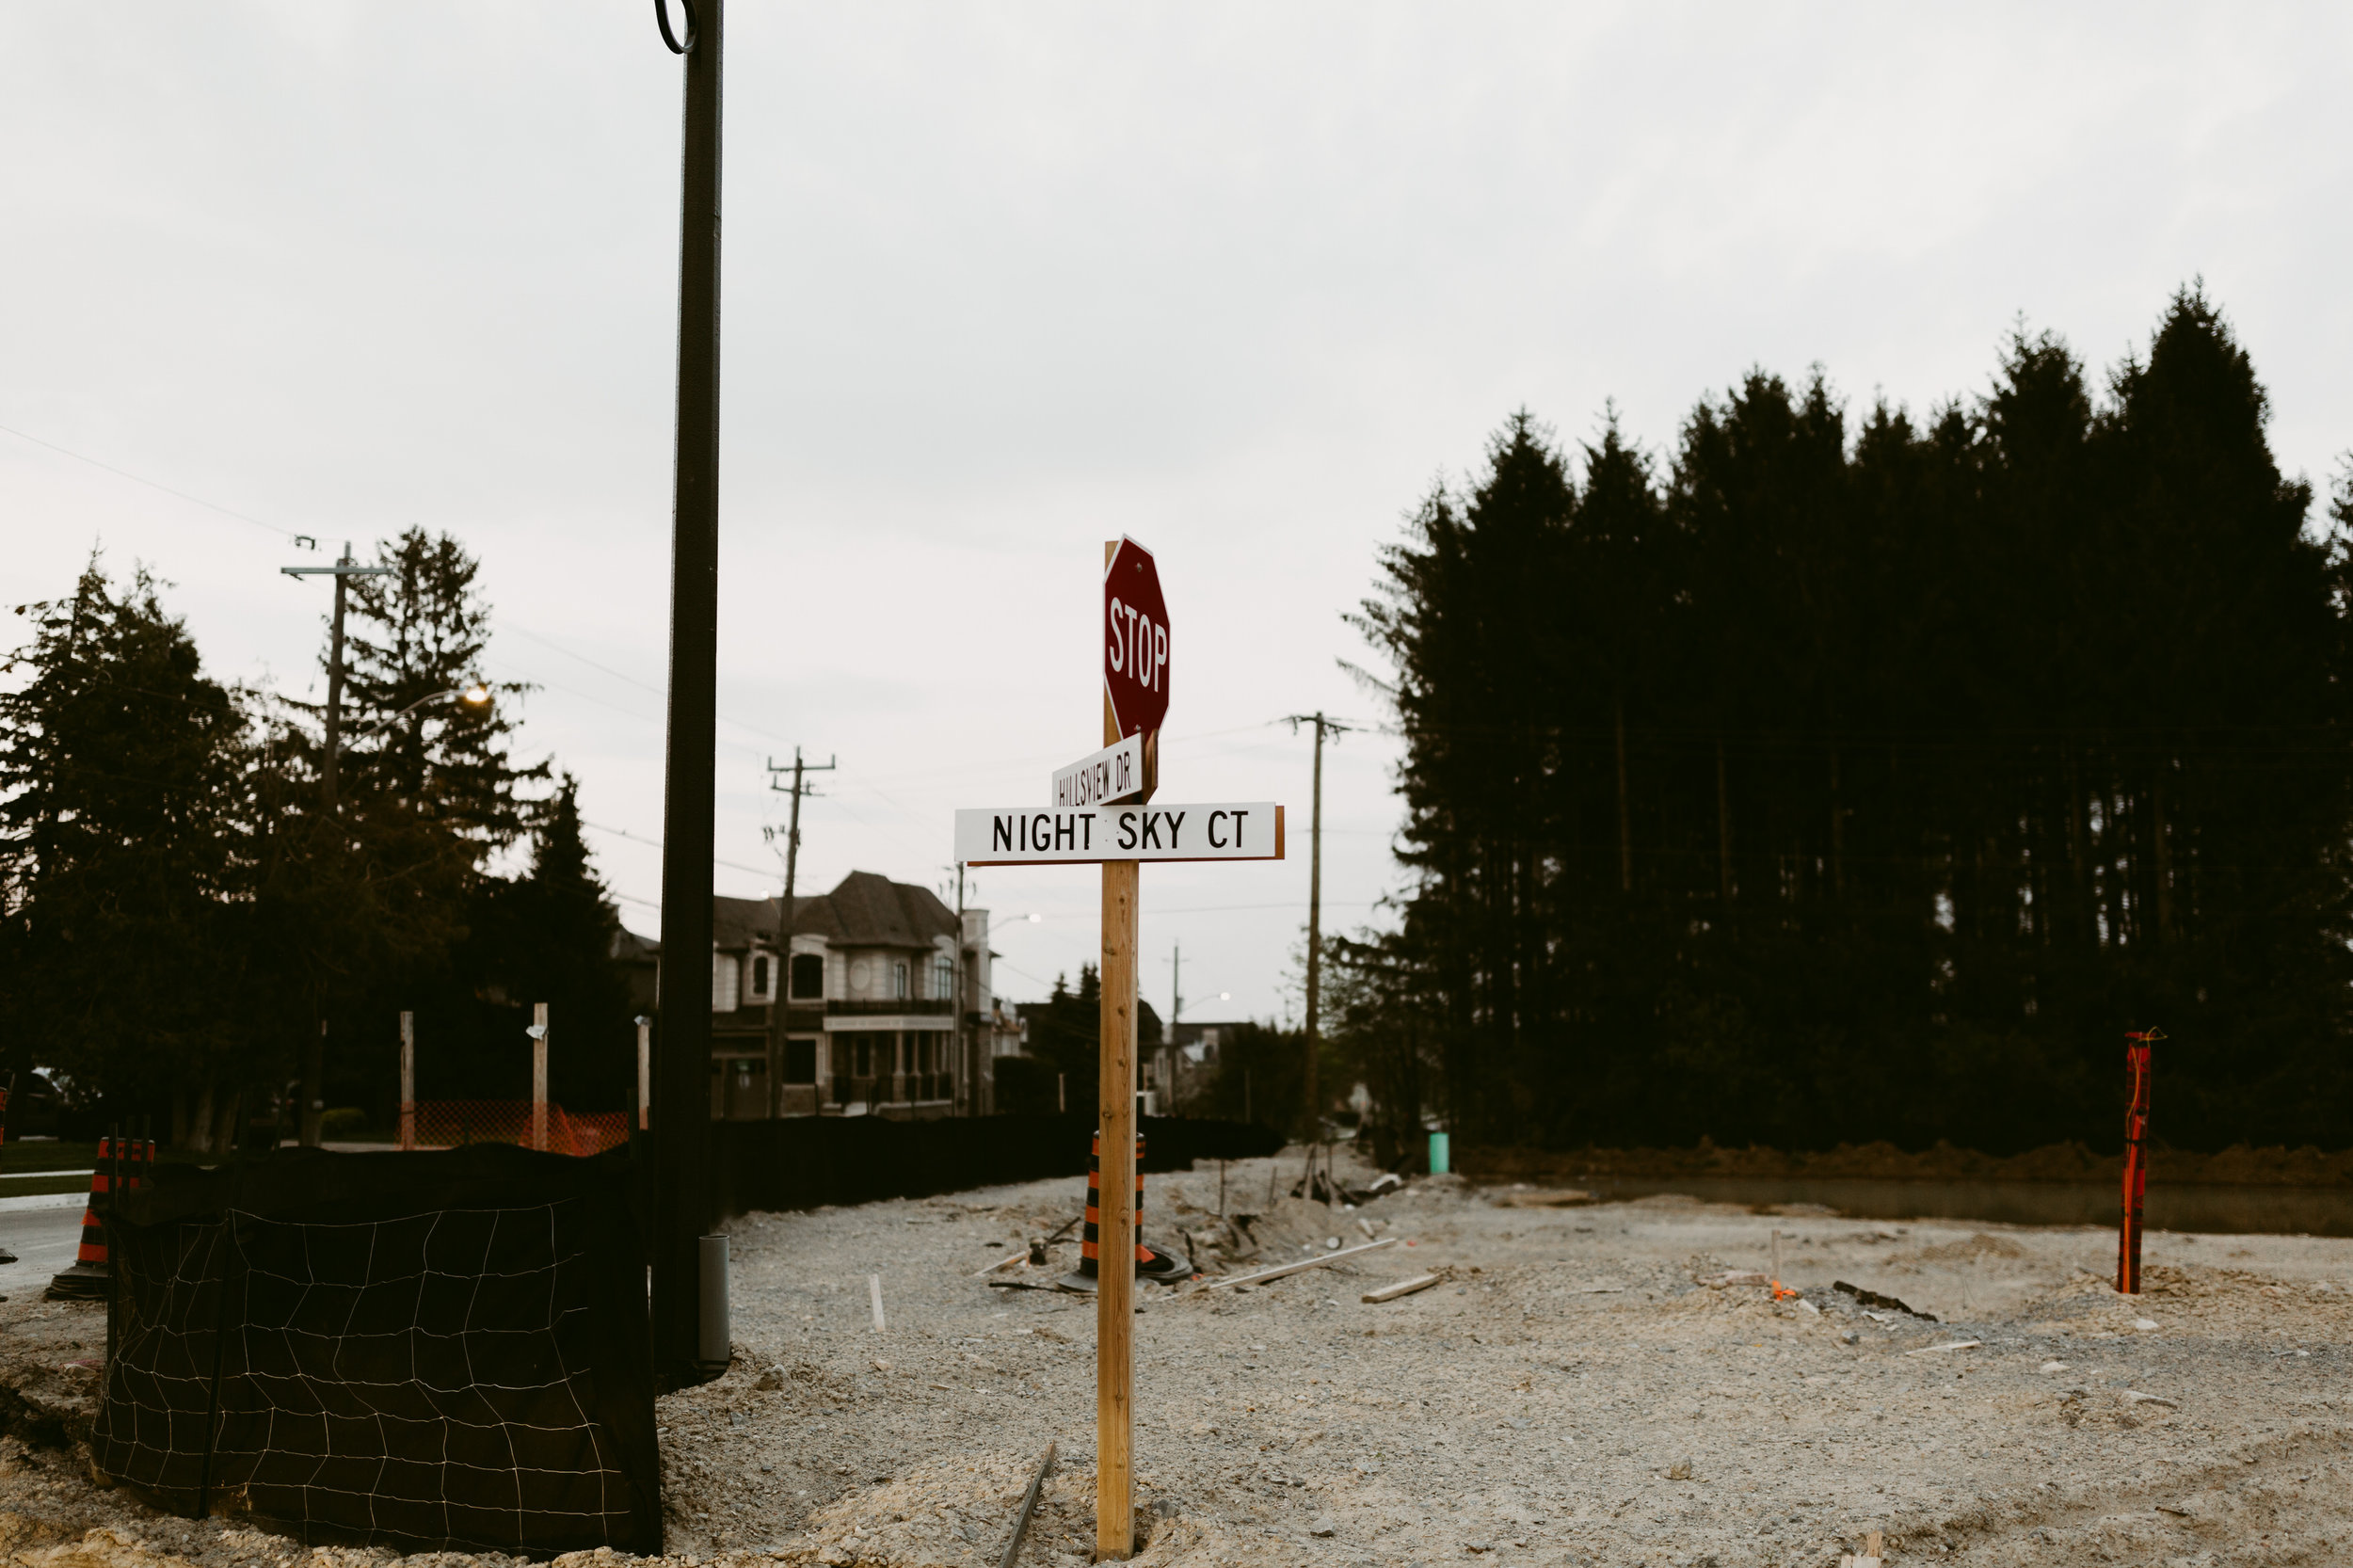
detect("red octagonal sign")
[1104,536,1170,739]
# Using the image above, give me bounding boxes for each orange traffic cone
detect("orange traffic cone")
[46,1136,152,1301]
[1060,1133,1192,1292]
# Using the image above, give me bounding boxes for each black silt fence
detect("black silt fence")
[92,1144,661,1558]
[708,1113,1283,1218]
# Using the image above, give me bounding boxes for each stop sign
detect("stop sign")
[1103,536,1170,738]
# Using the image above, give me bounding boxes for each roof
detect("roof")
[712,870,957,952]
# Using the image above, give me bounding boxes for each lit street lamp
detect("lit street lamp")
[350,682,493,743]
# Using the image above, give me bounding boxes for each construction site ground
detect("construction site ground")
[0,1147,2347,1566]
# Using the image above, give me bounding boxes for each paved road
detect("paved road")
[0,1199,89,1302]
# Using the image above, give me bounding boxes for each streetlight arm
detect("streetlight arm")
[348,684,492,743]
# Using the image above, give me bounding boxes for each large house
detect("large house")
[624,871,1026,1120]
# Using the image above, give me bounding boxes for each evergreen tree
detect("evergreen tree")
[1350,288,2353,1155]
[0,558,260,1140]
[337,527,543,849]
[455,776,632,1110]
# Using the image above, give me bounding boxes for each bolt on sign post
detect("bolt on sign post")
[952,537,1284,1560]
[2118,1028,2162,1294]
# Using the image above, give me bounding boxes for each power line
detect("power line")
[580,818,779,881]
[0,421,314,544]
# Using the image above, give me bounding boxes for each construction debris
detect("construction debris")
[1833,1279,1939,1320]
[1191,1236,1399,1293]
[1839,1528,1887,1567]
[997,1440,1057,1568]
[1360,1271,1446,1304]
[1903,1339,1983,1355]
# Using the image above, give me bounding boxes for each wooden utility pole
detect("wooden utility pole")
[280,542,392,1148]
[1096,540,1138,1560]
[1284,712,1350,1139]
[652,0,723,1392]
[280,542,392,812]
[765,749,834,1116]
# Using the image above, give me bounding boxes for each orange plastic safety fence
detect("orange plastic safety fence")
[410,1100,628,1159]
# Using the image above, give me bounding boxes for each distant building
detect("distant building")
[619,870,1026,1120]
[1158,1017,1242,1114]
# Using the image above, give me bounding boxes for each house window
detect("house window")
[748,953,772,1002]
[790,953,824,1000]
[783,1038,818,1084]
[893,961,909,1000]
[711,953,739,1013]
[935,955,954,1002]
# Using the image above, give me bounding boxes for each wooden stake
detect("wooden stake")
[398,1011,415,1152]
[1096,539,1137,1561]
[870,1272,886,1333]
[1360,1269,1444,1304]
[531,1002,550,1153]
[636,1016,652,1131]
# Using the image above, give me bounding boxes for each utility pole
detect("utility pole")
[948,864,970,1115]
[652,0,724,1392]
[280,542,392,810]
[280,542,392,1147]
[1284,712,1352,1141]
[765,749,834,1117]
[1169,940,1182,1113]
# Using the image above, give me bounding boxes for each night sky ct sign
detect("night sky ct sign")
[954,803,1284,865]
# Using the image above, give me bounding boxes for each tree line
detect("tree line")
[0,532,633,1150]
[1332,288,2353,1158]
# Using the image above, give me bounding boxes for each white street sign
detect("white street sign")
[956,803,1285,866]
[1052,734,1146,808]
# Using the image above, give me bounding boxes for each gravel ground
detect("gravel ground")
[0,1147,2347,1567]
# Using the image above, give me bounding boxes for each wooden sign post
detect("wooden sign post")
[952,538,1283,1560]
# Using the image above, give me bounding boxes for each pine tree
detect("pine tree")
[338,527,544,849]
[457,776,632,1110]
[0,557,260,1133]
[1349,289,2353,1155]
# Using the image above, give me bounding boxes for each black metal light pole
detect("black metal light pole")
[652,0,723,1389]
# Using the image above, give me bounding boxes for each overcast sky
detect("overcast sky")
[5,4,2348,1029]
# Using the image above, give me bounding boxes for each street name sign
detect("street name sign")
[1053,733,1146,808]
[951,538,1281,1561]
[1104,536,1169,740]
[955,803,1283,866]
